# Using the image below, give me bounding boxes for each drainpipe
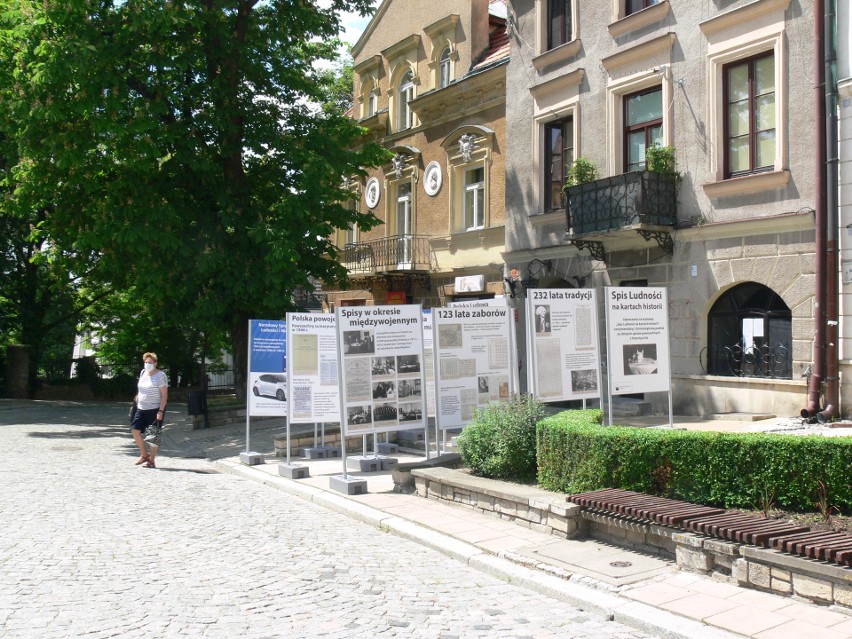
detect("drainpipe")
[804,0,828,419]
[818,0,840,423]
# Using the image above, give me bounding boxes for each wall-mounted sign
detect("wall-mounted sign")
[423,161,442,196]
[455,274,485,293]
[365,177,380,209]
[386,291,407,304]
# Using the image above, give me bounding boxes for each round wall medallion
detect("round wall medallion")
[423,161,443,196]
[365,177,381,209]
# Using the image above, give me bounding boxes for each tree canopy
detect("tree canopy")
[0,0,386,395]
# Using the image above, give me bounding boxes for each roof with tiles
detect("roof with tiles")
[470,12,509,74]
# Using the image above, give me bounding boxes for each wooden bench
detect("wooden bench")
[568,488,852,567]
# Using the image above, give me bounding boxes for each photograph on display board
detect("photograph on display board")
[397,378,421,398]
[371,356,396,376]
[534,304,552,335]
[372,380,396,399]
[343,330,375,355]
[477,375,489,395]
[623,343,659,376]
[437,323,463,349]
[399,401,422,422]
[251,373,287,402]
[397,354,421,374]
[347,405,372,426]
[571,369,598,393]
[373,402,398,426]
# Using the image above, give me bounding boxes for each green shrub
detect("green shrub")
[536,413,852,512]
[645,144,678,179]
[457,395,546,481]
[564,156,599,187]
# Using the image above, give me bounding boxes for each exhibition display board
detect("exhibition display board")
[247,319,287,417]
[285,312,339,424]
[432,305,516,430]
[525,288,602,402]
[335,304,427,436]
[604,286,672,425]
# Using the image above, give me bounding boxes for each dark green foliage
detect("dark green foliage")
[457,395,546,481]
[537,413,852,513]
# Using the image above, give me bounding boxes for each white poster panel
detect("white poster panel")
[335,305,426,436]
[605,287,671,395]
[286,313,339,423]
[526,288,602,402]
[248,320,287,416]
[448,297,508,307]
[422,310,436,419]
[433,305,515,430]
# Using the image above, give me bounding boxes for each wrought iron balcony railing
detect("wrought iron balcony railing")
[565,170,677,236]
[343,234,432,273]
[701,343,792,379]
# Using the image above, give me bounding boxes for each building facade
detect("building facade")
[325,0,510,310]
[503,0,823,416]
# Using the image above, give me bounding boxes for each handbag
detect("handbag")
[129,400,137,424]
[143,420,163,446]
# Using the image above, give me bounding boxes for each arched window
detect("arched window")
[706,282,791,378]
[439,47,452,88]
[397,71,414,131]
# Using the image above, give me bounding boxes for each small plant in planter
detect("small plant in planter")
[645,144,678,180]
[564,156,599,188]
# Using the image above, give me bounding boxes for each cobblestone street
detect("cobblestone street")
[0,401,655,638]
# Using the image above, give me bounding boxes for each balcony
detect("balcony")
[343,234,433,274]
[564,171,677,258]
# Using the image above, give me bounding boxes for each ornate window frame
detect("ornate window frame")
[441,125,495,234]
[382,35,422,134]
[383,145,421,236]
[425,14,460,90]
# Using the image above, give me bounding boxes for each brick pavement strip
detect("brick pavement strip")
[0,401,655,639]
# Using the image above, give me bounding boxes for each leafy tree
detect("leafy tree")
[0,0,386,398]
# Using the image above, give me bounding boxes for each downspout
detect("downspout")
[818,0,840,422]
[804,0,828,418]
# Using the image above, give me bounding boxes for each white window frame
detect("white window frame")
[397,71,415,131]
[395,181,413,236]
[463,166,486,231]
[439,47,452,88]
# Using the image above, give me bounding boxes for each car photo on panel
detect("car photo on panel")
[252,373,287,401]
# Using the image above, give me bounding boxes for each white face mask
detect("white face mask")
[144,362,156,372]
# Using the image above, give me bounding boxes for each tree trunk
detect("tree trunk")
[231,312,250,401]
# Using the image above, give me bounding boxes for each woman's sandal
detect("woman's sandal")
[145,460,156,469]
[135,455,149,465]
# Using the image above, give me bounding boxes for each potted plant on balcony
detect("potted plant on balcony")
[565,156,599,187]
[645,144,678,181]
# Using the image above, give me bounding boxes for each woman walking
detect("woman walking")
[130,352,168,468]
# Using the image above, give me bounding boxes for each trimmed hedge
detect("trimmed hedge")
[537,410,852,513]
[457,394,545,481]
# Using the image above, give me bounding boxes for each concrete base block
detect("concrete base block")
[347,456,381,472]
[300,447,327,459]
[377,442,399,454]
[321,446,341,458]
[239,451,265,466]
[278,463,309,479]
[329,474,368,495]
[380,456,399,470]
